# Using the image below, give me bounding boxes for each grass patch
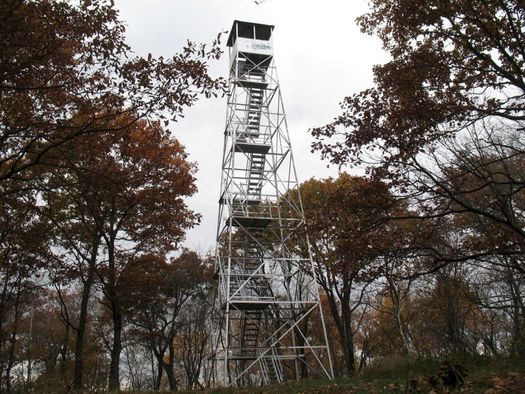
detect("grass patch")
[122,357,525,393]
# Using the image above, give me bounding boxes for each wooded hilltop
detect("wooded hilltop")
[1,0,524,392]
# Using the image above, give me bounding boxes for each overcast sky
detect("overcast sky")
[114,0,387,252]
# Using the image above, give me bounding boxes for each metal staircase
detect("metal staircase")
[215,20,333,387]
[247,88,263,135]
[241,311,260,355]
[261,347,283,383]
[247,153,265,198]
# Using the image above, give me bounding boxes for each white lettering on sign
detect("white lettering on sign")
[235,37,273,56]
[251,43,272,51]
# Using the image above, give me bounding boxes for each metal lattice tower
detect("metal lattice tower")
[215,21,333,386]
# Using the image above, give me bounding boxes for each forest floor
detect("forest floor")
[189,357,525,393]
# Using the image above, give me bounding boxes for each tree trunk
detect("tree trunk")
[294,320,309,378]
[73,241,97,389]
[60,320,69,385]
[322,286,345,375]
[107,235,122,392]
[164,361,177,391]
[386,275,414,355]
[108,301,122,391]
[507,269,525,357]
[154,353,163,390]
[341,301,355,376]
[164,336,177,390]
[340,278,355,376]
[5,283,22,392]
[150,349,156,389]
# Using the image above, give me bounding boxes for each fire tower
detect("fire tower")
[215,21,333,386]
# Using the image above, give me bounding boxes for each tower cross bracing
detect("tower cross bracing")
[215,20,333,386]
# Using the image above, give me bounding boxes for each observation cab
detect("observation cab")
[227,20,274,86]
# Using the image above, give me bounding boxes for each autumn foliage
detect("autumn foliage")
[0,0,221,391]
[308,0,525,382]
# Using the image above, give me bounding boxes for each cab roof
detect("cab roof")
[227,20,274,47]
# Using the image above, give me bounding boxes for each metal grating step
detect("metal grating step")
[234,143,271,154]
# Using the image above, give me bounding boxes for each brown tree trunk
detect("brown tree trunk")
[73,239,98,389]
[341,286,355,376]
[108,300,122,391]
[164,336,177,390]
[322,285,345,375]
[164,360,177,391]
[154,353,163,390]
[107,236,122,392]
